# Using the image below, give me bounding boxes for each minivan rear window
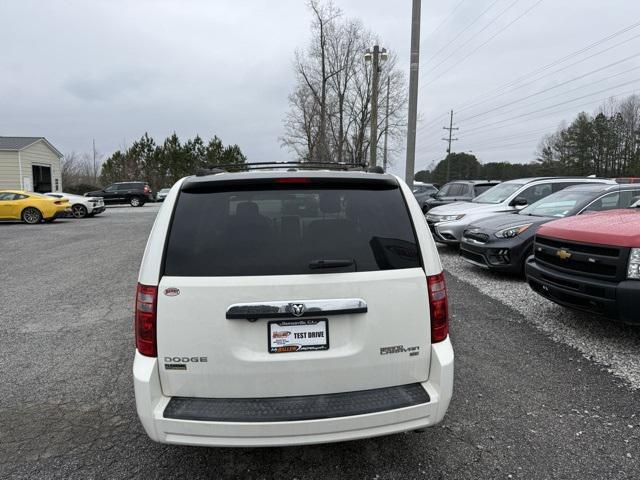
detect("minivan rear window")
[164,185,421,276]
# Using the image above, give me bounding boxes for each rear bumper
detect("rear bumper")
[526,260,640,324]
[52,208,72,219]
[133,338,454,447]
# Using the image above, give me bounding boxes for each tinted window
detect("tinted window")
[473,183,524,204]
[0,193,16,200]
[619,189,640,208]
[165,186,421,276]
[583,192,620,212]
[552,182,586,193]
[473,185,495,196]
[521,190,601,218]
[518,183,553,205]
[447,184,465,196]
[437,183,453,196]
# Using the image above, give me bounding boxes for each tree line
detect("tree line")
[416,95,640,184]
[281,0,407,165]
[61,133,246,194]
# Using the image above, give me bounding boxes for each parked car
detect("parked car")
[85,181,152,207]
[155,188,171,202]
[45,192,105,218]
[426,177,615,246]
[526,203,640,325]
[0,190,70,224]
[422,180,500,213]
[460,184,640,274]
[134,169,453,447]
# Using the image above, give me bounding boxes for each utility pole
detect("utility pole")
[442,110,459,182]
[383,76,391,171]
[92,138,97,185]
[365,45,388,168]
[405,0,421,188]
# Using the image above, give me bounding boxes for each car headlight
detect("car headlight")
[628,248,640,279]
[435,214,465,222]
[495,223,533,239]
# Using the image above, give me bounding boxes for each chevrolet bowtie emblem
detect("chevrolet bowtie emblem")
[556,248,572,260]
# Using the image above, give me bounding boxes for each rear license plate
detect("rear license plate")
[268,319,329,354]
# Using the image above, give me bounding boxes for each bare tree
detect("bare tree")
[281,0,407,166]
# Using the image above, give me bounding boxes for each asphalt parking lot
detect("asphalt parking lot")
[1,205,639,479]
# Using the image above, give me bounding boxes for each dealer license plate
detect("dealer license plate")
[268,319,329,354]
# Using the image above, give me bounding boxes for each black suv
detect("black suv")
[423,180,500,213]
[86,182,153,207]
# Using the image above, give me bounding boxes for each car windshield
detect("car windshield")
[520,190,600,217]
[472,183,523,204]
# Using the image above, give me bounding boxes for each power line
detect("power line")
[463,83,640,135]
[424,0,502,67]
[424,0,546,87]
[426,0,522,76]
[454,19,640,114]
[418,87,640,157]
[419,35,640,137]
[459,63,640,126]
[427,0,469,38]
[458,57,640,123]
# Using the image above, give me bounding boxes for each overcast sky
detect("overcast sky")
[1,0,639,176]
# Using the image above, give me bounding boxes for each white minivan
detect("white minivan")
[133,168,454,447]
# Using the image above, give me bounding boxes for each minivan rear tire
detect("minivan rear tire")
[130,196,143,207]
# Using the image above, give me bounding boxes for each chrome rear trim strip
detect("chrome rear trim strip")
[226,298,367,320]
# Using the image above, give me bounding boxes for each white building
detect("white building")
[0,137,63,192]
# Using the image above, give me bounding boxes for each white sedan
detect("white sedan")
[45,192,106,218]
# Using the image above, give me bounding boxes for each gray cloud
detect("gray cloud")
[0,0,638,177]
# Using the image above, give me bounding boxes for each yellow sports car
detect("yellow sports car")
[0,190,71,224]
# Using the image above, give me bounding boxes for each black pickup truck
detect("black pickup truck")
[86,181,153,207]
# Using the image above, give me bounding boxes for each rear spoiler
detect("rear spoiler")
[181,173,399,192]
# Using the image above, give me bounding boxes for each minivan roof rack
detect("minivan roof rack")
[196,161,371,176]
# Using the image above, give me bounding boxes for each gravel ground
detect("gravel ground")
[439,246,640,389]
[1,206,639,479]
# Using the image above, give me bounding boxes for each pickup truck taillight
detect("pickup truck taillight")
[135,283,157,357]
[427,273,449,343]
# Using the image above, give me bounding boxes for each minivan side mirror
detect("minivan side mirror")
[511,197,528,208]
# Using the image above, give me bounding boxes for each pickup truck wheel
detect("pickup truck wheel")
[22,207,43,224]
[72,204,88,218]
[129,196,142,207]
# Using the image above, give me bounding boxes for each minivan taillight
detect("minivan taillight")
[135,283,157,357]
[427,273,449,343]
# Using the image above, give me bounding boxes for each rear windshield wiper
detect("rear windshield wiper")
[309,259,355,270]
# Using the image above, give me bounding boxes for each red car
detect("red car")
[526,206,640,324]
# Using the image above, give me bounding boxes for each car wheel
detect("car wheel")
[72,204,88,218]
[129,196,142,207]
[22,207,43,224]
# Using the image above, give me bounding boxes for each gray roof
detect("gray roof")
[0,137,63,157]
